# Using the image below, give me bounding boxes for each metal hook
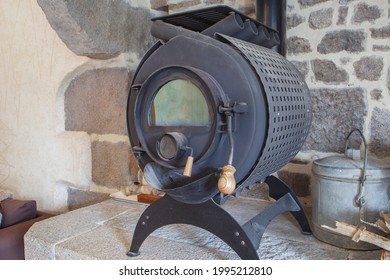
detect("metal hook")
[344,129,368,207]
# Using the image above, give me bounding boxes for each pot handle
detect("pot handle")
[344,129,368,207]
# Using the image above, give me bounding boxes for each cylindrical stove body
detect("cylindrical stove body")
[127,7,312,204]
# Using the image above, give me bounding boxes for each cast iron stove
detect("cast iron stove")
[126,5,312,259]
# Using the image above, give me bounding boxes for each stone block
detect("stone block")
[55,225,239,260]
[290,61,309,79]
[353,56,383,81]
[64,67,131,135]
[168,0,201,12]
[26,196,380,260]
[287,36,312,55]
[24,235,56,260]
[203,0,224,4]
[150,0,169,12]
[311,59,348,84]
[277,170,311,197]
[37,0,156,59]
[337,6,348,25]
[236,2,255,16]
[370,89,383,101]
[67,188,110,211]
[370,107,390,158]
[317,30,365,54]
[352,3,381,24]
[302,88,367,153]
[92,141,138,188]
[309,8,333,29]
[373,45,390,52]
[370,25,390,39]
[298,0,330,8]
[287,14,306,30]
[339,0,357,4]
[25,200,135,259]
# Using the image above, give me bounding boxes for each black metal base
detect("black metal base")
[127,175,311,260]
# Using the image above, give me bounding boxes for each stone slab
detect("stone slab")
[26,197,383,260]
[55,225,239,260]
[25,200,135,259]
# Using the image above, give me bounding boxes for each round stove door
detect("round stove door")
[134,65,226,170]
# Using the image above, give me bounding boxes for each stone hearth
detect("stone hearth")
[25,196,382,260]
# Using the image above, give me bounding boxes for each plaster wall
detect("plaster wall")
[0,1,89,212]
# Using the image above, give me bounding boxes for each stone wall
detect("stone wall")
[281,0,390,204]
[37,0,165,210]
[1,0,389,212]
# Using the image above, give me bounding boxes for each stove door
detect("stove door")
[134,65,226,170]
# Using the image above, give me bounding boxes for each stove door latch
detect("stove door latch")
[218,102,248,115]
[217,102,247,195]
[218,101,248,132]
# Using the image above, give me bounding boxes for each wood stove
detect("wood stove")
[126,5,312,259]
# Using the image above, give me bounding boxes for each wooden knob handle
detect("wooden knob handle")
[183,156,194,177]
[218,165,236,195]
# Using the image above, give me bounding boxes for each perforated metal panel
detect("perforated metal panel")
[218,34,312,189]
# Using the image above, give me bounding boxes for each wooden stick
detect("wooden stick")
[380,212,390,229]
[137,193,162,204]
[322,221,390,251]
[381,250,390,260]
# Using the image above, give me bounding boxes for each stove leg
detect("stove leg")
[242,192,301,249]
[265,175,312,234]
[127,176,311,259]
[127,194,260,259]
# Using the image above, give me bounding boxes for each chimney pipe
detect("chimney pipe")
[256,0,286,56]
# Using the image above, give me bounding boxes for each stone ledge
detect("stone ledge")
[25,198,382,260]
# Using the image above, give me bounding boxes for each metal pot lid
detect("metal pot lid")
[313,155,390,180]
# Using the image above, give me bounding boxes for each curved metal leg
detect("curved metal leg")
[265,175,312,234]
[128,176,312,259]
[127,194,260,260]
[242,192,301,249]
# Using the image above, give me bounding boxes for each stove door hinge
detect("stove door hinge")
[131,84,142,91]
[130,146,146,160]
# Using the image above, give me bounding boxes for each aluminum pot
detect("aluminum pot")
[312,129,390,250]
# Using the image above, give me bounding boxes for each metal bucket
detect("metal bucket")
[312,129,390,250]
